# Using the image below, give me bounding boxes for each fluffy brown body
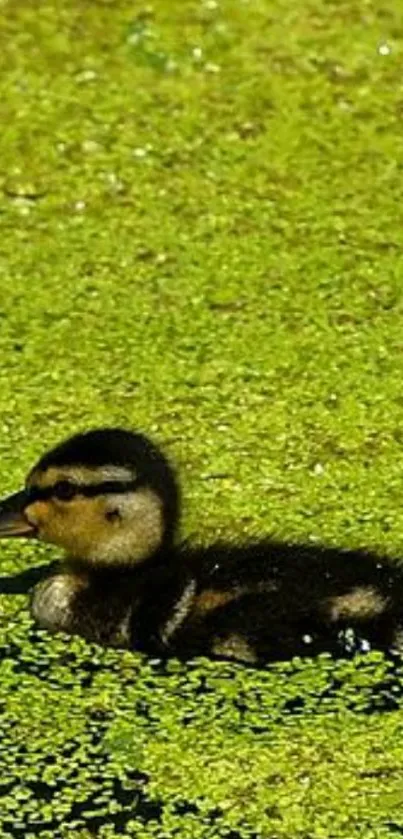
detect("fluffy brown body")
[30,541,403,663]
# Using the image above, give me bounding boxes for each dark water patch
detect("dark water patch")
[9,794,159,837]
[2,773,163,836]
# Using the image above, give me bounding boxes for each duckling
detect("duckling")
[1,427,403,664]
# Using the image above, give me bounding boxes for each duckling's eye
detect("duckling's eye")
[53,480,77,502]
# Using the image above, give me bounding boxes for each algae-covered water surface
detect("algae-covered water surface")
[1,0,403,836]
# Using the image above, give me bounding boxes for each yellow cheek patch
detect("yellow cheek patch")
[26,495,107,555]
[51,497,108,556]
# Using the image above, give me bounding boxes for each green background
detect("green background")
[1,0,403,836]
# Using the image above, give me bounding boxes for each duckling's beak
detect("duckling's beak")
[0,490,37,538]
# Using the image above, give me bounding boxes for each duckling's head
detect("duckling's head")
[0,429,179,567]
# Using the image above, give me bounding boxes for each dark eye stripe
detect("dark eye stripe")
[27,477,143,503]
[81,479,144,497]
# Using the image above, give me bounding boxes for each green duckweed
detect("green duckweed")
[1,0,403,835]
